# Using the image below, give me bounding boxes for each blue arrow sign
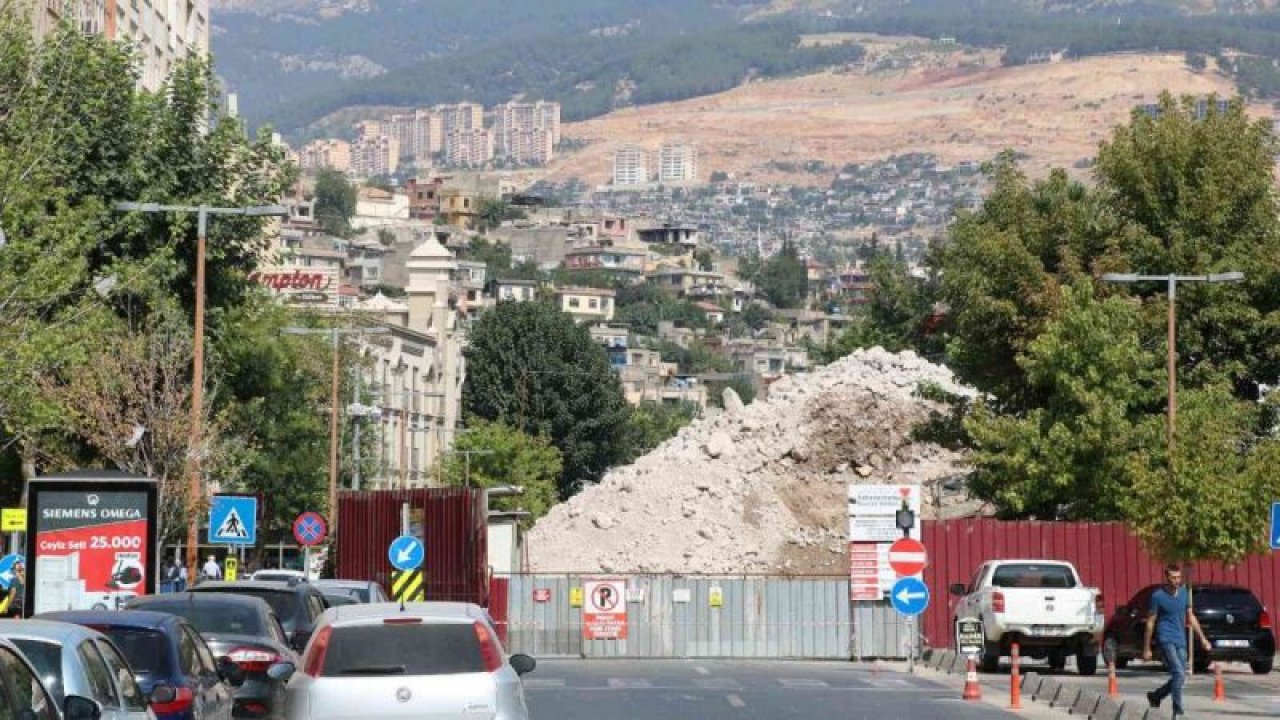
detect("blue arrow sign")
[1271,501,1280,551]
[890,576,930,617]
[0,554,23,591]
[389,535,424,571]
[208,495,258,546]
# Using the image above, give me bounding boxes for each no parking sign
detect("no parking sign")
[583,578,627,640]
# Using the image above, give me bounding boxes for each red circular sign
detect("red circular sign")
[888,537,927,576]
[293,512,328,547]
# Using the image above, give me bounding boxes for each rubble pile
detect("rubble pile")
[526,348,986,575]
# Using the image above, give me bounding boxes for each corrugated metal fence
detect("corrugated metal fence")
[500,574,873,659]
[922,519,1280,650]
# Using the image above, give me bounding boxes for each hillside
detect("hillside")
[543,51,1251,186]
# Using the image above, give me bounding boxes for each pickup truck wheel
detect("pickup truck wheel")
[1249,657,1273,674]
[980,647,1001,673]
[1048,650,1067,671]
[1114,657,1129,670]
[1077,652,1098,676]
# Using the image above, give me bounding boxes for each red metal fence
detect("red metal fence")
[922,519,1280,649]
[337,488,489,605]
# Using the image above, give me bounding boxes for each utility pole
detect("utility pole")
[115,201,288,575]
[282,326,388,536]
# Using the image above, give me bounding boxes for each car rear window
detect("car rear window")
[201,590,298,630]
[9,640,64,704]
[95,628,167,674]
[990,564,1078,589]
[1194,588,1262,608]
[322,624,484,677]
[137,601,267,636]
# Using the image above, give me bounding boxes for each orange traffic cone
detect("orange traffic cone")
[1107,660,1119,698]
[963,657,983,701]
[1213,663,1225,702]
[1009,643,1022,709]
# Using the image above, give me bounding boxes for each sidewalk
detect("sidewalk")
[912,649,1280,719]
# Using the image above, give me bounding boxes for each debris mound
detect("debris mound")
[526,348,983,574]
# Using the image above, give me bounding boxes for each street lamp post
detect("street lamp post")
[115,202,288,575]
[1101,270,1244,674]
[282,326,389,535]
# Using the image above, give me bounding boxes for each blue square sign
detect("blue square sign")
[1271,501,1280,551]
[209,495,257,546]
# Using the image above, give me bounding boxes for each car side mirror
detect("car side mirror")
[949,583,968,596]
[267,662,296,682]
[65,695,102,720]
[509,654,536,676]
[217,656,246,687]
[148,685,177,705]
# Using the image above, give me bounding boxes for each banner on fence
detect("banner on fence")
[583,578,627,640]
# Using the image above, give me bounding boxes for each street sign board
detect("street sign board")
[0,554,22,591]
[223,556,239,582]
[583,578,627,640]
[388,535,424,571]
[849,542,882,600]
[848,484,922,542]
[391,569,425,601]
[1272,501,1280,551]
[292,512,328,547]
[956,617,983,657]
[1,508,25,533]
[888,537,928,577]
[890,576,930,617]
[208,495,257,546]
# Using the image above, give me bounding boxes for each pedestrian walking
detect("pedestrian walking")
[159,559,174,593]
[175,559,188,592]
[1144,564,1211,718]
[2,560,26,618]
[201,554,222,582]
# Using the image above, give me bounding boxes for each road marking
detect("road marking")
[607,678,653,689]
[695,678,743,690]
[874,678,912,688]
[726,694,745,708]
[521,678,565,688]
[695,666,710,675]
[779,678,830,689]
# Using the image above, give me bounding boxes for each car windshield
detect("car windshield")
[322,624,484,677]
[137,601,267,636]
[9,639,64,704]
[990,564,1077,589]
[94,628,166,674]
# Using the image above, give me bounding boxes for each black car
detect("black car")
[1102,583,1275,674]
[188,580,328,651]
[127,593,298,720]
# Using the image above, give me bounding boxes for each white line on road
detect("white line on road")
[607,678,653,689]
[779,678,830,689]
[695,666,710,675]
[726,694,746,708]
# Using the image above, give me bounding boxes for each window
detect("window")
[96,641,147,712]
[588,298,598,309]
[9,641,63,704]
[0,647,58,720]
[322,624,485,677]
[176,626,201,676]
[990,564,1078,589]
[568,297,580,308]
[77,641,119,709]
[306,594,327,621]
[97,628,165,675]
[189,631,219,677]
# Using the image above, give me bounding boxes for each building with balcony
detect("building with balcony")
[613,146,650,186]
[444,129,494,168]
[658,142,698,183]
[493,278,539,303]
[298,139,352,173]
[351,134,400,178]
[555,286,616,324]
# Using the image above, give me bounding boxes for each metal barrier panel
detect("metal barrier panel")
[501,574,856,659]
[852,601,914,659]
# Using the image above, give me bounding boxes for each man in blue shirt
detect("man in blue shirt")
[1144,564,1211,717]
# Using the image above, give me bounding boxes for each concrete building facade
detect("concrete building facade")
[613,146,650,187]
[658,143,698,183]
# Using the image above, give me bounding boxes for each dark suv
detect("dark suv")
[189,580,328,651]
[1103,583,1275,674]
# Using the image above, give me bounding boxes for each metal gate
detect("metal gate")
[500,574,861,659]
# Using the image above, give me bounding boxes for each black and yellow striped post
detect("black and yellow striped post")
[391,569,425,602]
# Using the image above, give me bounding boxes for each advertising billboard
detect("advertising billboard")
[25,472,157,615]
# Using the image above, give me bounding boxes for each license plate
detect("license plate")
[1215,639,1250,648]
[1032,625,1067,636]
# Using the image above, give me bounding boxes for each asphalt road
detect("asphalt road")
[524,659,1023,719]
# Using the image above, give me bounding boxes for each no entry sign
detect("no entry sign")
[888,537,927,576]
[583,579,628,640]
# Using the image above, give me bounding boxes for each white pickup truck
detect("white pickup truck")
[950,559,1105,674]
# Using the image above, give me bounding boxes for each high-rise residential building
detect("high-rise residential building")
[504,129,555,166]
[29,1,210,93]
[388,109,443,162]
[613,146,650,186]
[444,129,494,168]
[437,102,485,134]
[351,134,400,178]
[493,101,560,164]
[659,142,699,183]
[298,139,352,173]
[536,100,562,145]
[353,120,387,141]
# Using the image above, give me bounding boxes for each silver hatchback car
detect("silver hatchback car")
[271,602,535,720]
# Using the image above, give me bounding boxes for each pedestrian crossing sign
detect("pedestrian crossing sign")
[208,495,257,546]
[391,569,425,602]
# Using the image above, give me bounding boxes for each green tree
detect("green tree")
[440,418,561,526]
[756,240,807,309]
[462,301,631,497]
[740,303,772,332]
[624,401,697,458]
[314,169,357,237]
[477,196,509,232]
[463,236,513,277]
[818,253,937,361]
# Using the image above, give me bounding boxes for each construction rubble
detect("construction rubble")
[526,348,987,575]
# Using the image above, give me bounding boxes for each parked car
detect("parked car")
[38,611,238,720]
[126,594,298,720]
[1102,583,1275,674]
[248,572,306,584]
[0,619,154,720]
[187,581,328,652]
[310,581,388,605]
[271,602,536,720]
[317,594,358,609]
[950,559,1105,674]
[0,636,83,720]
